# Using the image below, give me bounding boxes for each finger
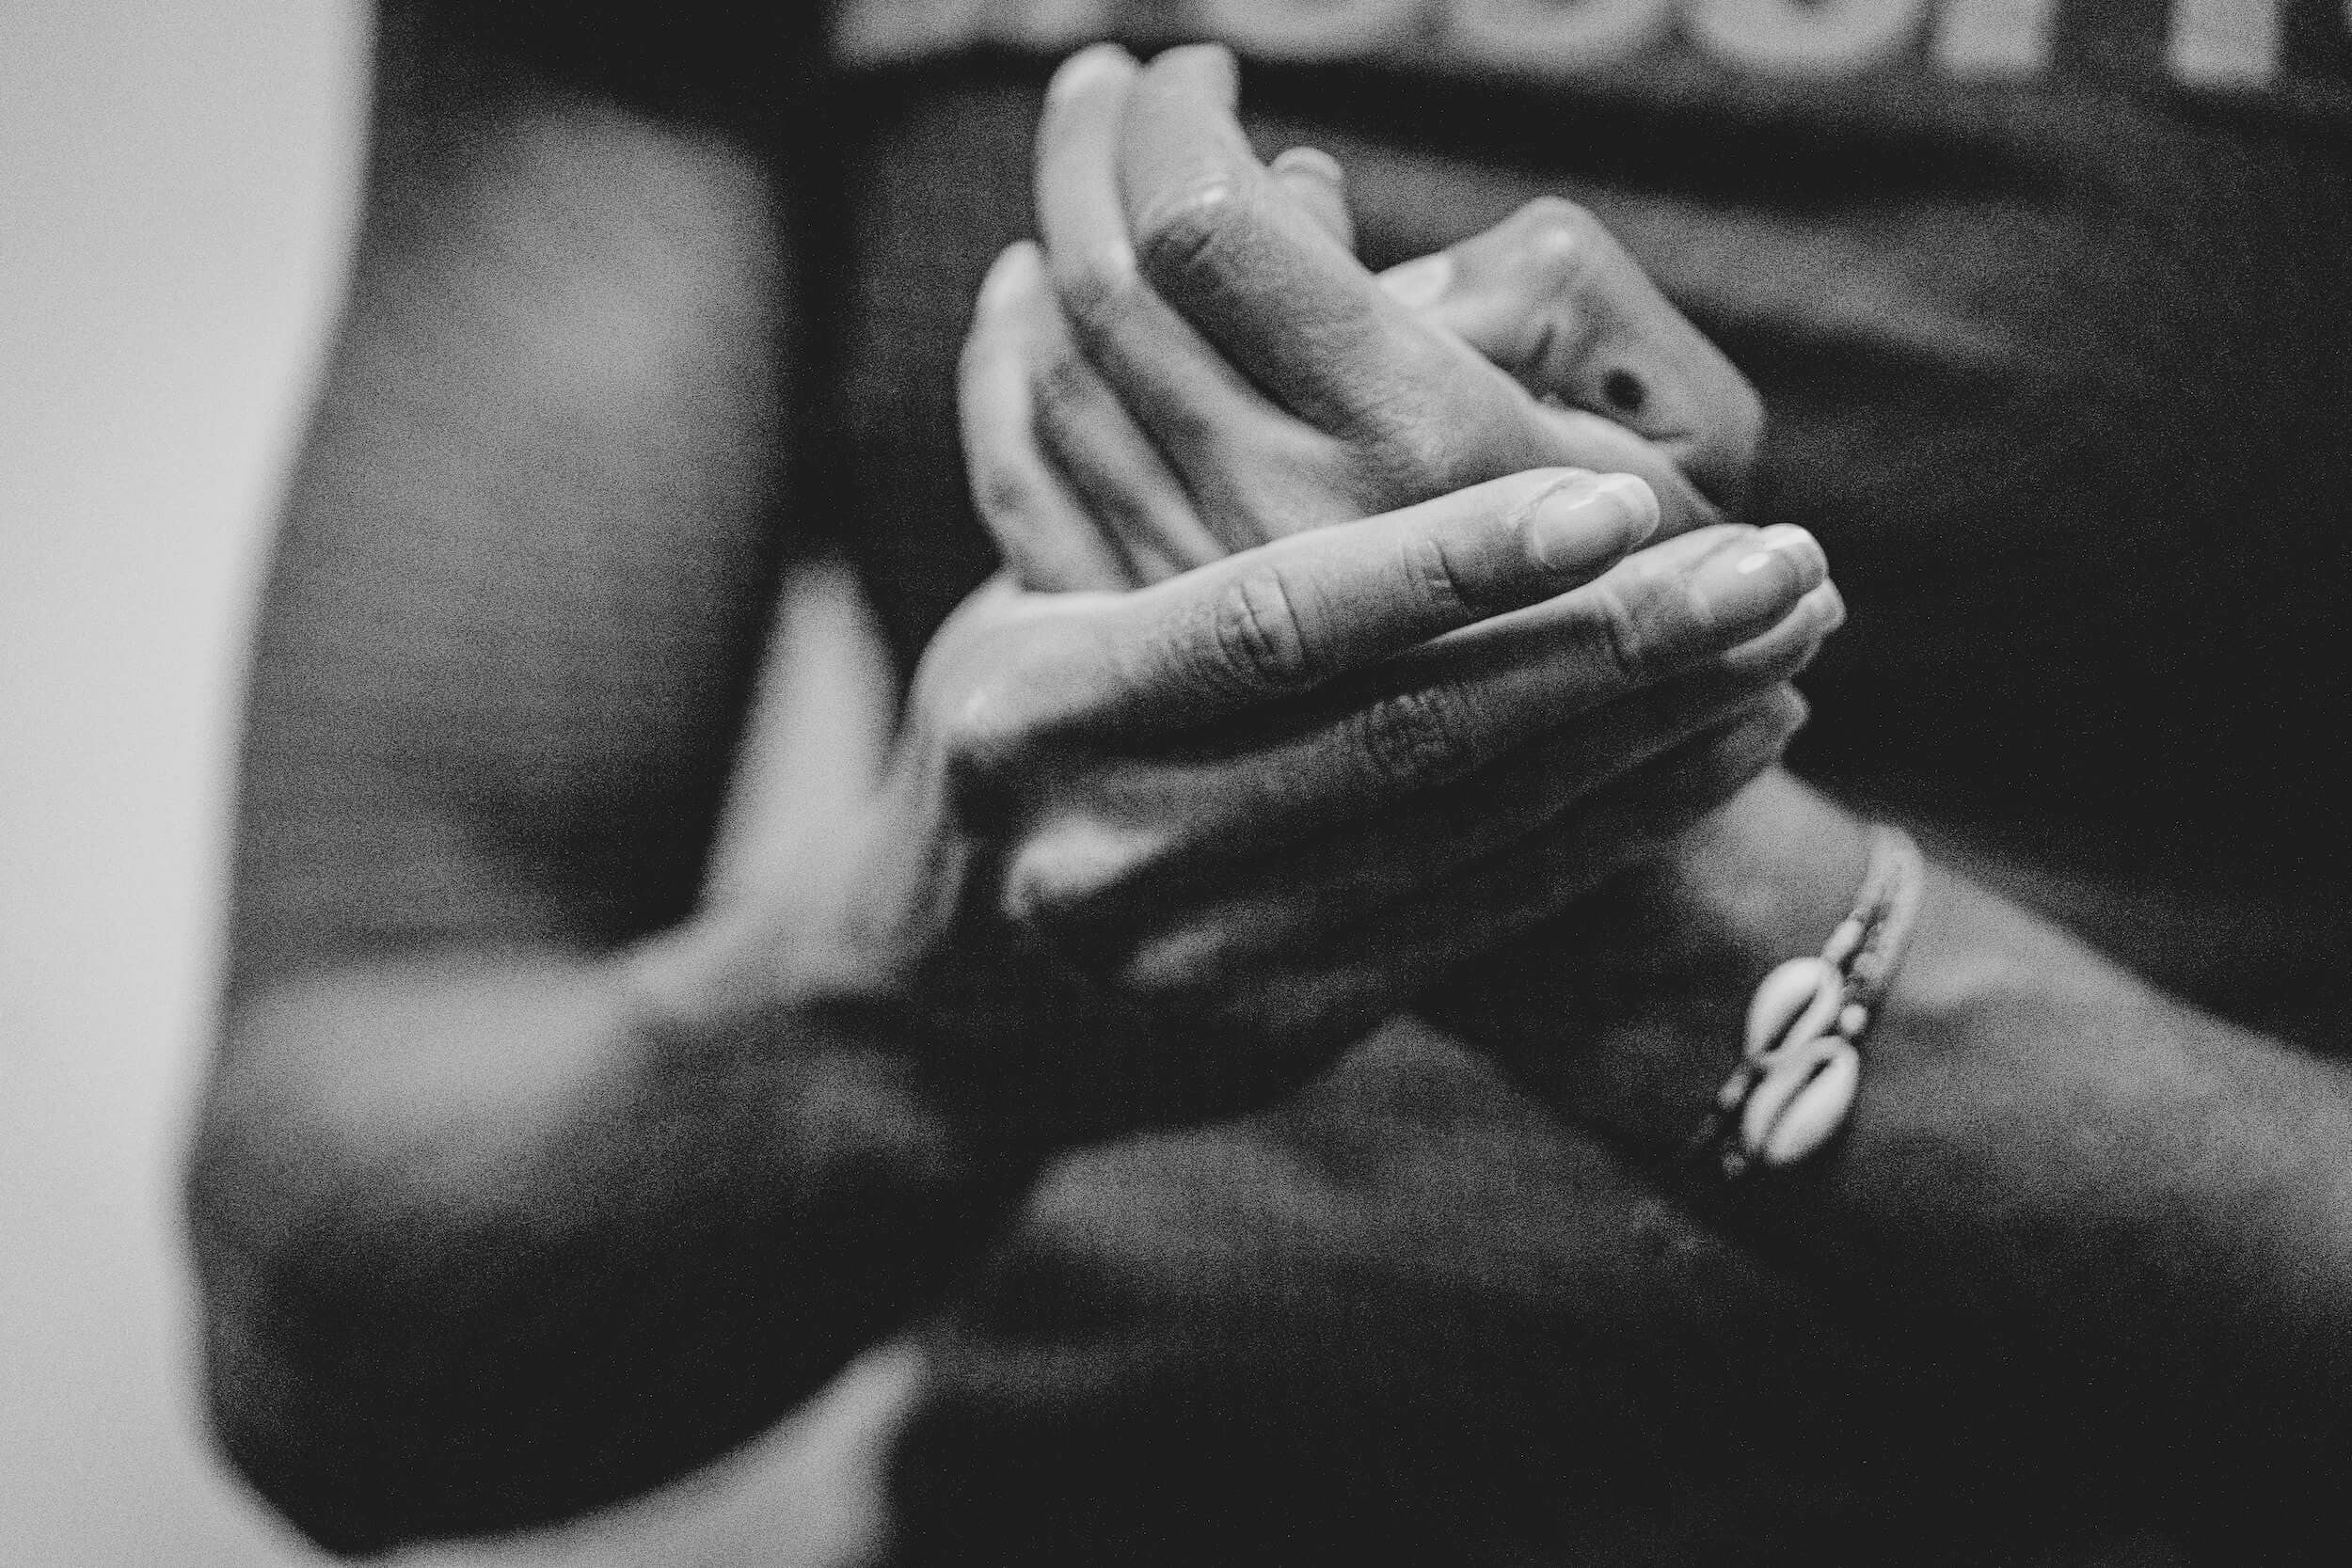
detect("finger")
[1035,45,1301,548]
[1039,574,1836,990]
[1528,402,1728,540]
[1376,246,1730,535]
[1117,48,1549,482]
[1118,522,1827,842]
[993,244,1228,585]
[1306,691,1809,1003]
[1257,592,1837,915]
[1270,146,1355,253]
[961,245,1138,593]
[1412,198,1766,512]
[1192,694,1807,1052]
[1260,574,1840,922]
[1088,467,1665,729]
[1116,670,1815,996]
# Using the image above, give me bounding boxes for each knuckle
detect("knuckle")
[1510,197,1609,294]
[1206,565,1317,694]
[1052,247,1146,349]
[969,455,1036,535]
[934,676,1031,800]
[1027,348,1099,451]
[1358,378,1482,494]
[1029,337,1090,415]
[1399,532,1474,623]
[1353,681,1477,792]
[1136,182,1243,293]
[1575,579,1655,689]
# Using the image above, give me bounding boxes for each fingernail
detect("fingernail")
[1380,253,1454,310]
[1165,41,1242,103]
[1272,146,1345,187]
[1698,526,1827,633]
[1748,525,1828,583]
[1525,472,1661,573]
[978,244,1038,311]
[1049,43,1131,103]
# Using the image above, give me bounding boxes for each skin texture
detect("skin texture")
[961,41,2352,1558]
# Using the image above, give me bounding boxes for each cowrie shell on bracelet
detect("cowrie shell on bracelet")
[1744,956,1842,1064]
[1739,1034,1862,1168]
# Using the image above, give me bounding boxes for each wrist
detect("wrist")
[1432,768,1870,1152]
[648,736,1202,1151]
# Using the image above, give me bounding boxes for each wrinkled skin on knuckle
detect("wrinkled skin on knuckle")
[1397,531,1477,626]
[1565,578,1657,692]
[1573,530,1750,685]
[1200,562,1317,697]
[1352,680,1477,795]
[1347,340,1533,500]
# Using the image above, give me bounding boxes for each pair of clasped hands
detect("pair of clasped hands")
[868,40,1837,1132]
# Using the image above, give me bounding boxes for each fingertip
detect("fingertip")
[1152,40,1241,106]
[1607,472,1663,545]
[1272,147,1354,250]
[1521,470,1660,575]
[978,241,1044,314]
[1717,578,1842,681]
[1752,523,1828,588]
[1048,42,1136,104]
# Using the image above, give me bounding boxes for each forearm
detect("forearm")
[188,931,1026,1552]
[1437,770,2352,1501]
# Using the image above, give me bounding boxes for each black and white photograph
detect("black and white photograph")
[7,1,2349,1562]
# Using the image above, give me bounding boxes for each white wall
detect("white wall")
[0,8,905,1563]
[0,3,367,1561]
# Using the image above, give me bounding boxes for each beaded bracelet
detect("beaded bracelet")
[1694,824,1925,1181]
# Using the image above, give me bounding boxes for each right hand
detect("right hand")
[861,465,1833,1131]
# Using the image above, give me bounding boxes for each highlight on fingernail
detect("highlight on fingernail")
[1735,524,1826,583]
[1272,146,1345,186]
[1049,43,1132,102]
[1524,470,1660,572]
